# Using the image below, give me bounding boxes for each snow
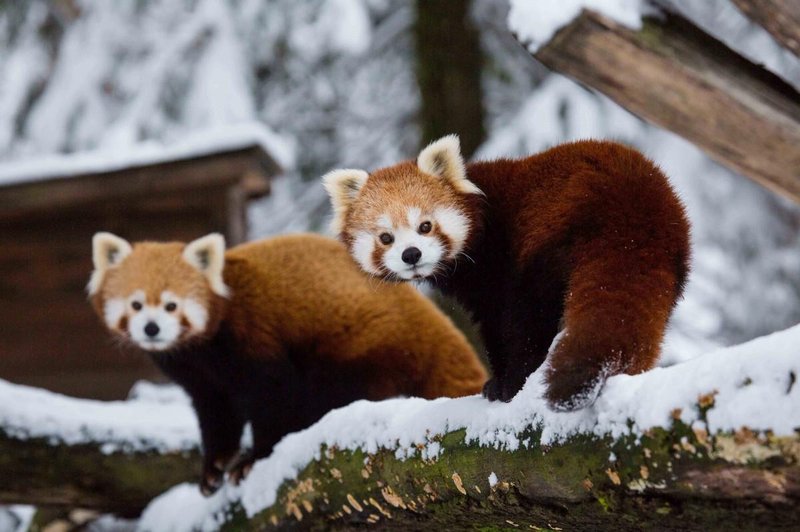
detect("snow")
[508,0,644,53]
[130,323,800,526]
[0,122,294,187]
[0,380,198,453]
[488,472,498,488]
[139,484,230,532]
[0,506,35,532]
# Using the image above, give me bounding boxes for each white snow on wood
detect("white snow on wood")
[507,0,644,53]
[0,122,295,188]
[0,380,198,453]
[134,323,800,526]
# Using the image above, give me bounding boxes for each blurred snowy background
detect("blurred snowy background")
[2,0,799,365]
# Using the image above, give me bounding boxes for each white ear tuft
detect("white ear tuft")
[322,168,369,235]
[182,233,230,298]
[417,135,482,195]
[88,232,132,295]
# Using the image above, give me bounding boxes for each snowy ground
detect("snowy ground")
[3,324,798,530]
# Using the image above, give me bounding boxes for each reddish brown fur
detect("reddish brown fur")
[219,235,487,399]
[91,234,486,493]
[338,140,691,409]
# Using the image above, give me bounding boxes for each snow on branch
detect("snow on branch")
[0,382,199,513]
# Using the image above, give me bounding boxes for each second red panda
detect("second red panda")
[324,135,691,410]
[88,232,487,494]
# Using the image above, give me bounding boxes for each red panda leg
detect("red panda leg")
[544,243,679,411]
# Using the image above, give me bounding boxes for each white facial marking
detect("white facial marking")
[434,207,470,258]
[383,226,444,280]
[126,291,183,351]
[183,298,209,332]
[377,213,392,230]
[352,230,380,275]
[406,207,421,228]
[103,298,126,329]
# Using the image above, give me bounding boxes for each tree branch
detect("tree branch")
[731,0,800,59]
[529,10,800,204]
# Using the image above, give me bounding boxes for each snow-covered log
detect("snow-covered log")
[731,0,800,59]
[3,328,800,527]
[514,7,800,204]
[138,325,800,530]
[0,381,200,515]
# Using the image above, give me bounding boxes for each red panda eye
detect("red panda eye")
[379,233,394,245]
[419,221,432,234]
[131,301,143,311]
[165,302,177,312]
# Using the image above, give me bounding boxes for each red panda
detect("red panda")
[324,135,691,411]
[88,232,487,495]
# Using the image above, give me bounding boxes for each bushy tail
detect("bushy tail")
[544,239,682,411]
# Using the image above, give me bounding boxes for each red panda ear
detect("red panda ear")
[88,232,132,295]
[417,135,482,195]
[322,169,369,236]
[182,233,231,298]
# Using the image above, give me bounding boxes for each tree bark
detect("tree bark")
[528,9,800,204]
[731,0,800,59]
[414,0,485,158]
[0,429,199,517]
[225,424,800,530]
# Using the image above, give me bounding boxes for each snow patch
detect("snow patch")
[508,0,644,53]
[0,380,198,453]
[488,472,498,488]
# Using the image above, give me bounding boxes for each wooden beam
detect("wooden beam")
[0,146,279,222]
[731,0,800,58]
[530,10,800,203]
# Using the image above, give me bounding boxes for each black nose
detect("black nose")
[402,247,422,265]
[144,322,160,338]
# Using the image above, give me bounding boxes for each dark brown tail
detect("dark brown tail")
[544,237,684,411]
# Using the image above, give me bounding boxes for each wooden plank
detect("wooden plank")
[0,146,279,220]
[531,10,800,203]
[731,0,800,58]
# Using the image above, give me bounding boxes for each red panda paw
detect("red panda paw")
[481,377,504,402]
[200,464,225,497]
[544,366,607,412]
[227,450,255,486]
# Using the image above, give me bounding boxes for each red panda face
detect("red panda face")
[323,135,481,282]
[88,233,229,352]
[104,288,210,351]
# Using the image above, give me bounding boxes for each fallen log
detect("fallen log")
[3,325,800,528]
[238,425,800,530]
[0,430,198,517]
[0,379,200,516]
